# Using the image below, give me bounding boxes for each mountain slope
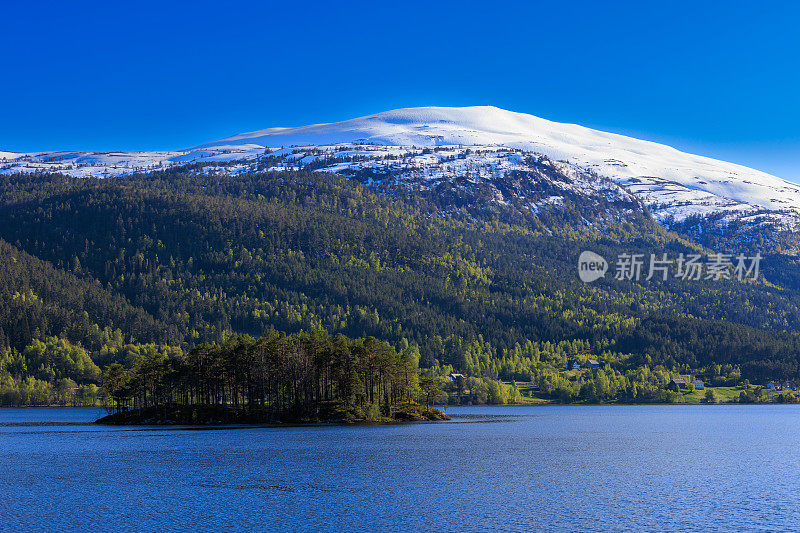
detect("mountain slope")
[199,106,800,221]
[3,169,800,384]
[5,106,800,238]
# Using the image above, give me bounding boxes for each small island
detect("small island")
[95,402,449,425]
[97,330,450,425]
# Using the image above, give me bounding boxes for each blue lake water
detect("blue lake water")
[2,405,800,532]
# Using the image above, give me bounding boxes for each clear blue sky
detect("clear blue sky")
[2,0,799,180]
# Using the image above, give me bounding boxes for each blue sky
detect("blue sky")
[2,0,799,180]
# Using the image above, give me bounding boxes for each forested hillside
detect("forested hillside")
[2,168,800,405]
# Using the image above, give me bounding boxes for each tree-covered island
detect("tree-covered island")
[97,330,449,425]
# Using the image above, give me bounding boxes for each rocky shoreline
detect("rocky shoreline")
[95,403,450,426]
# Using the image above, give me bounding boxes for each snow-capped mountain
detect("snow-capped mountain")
[198,106,800,222]
[3,105,800,237]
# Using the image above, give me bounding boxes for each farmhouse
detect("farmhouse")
[668,378,688,391]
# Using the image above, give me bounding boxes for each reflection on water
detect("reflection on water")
[2,405,800,532]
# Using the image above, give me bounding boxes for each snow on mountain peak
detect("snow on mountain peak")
[196,105,800,217]
[4,106,800,231]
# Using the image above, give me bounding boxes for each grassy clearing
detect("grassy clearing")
[676,385,794,404]
[512,383,798,405]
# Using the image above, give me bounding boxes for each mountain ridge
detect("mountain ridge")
[3,105,800,243]
[197,105,800,214]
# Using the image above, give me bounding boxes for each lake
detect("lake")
[2,405,800,532]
